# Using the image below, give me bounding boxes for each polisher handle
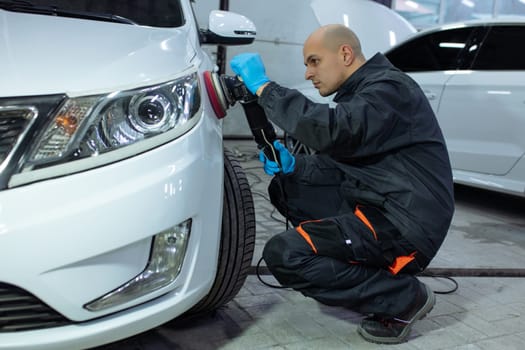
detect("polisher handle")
[240,101,281,168]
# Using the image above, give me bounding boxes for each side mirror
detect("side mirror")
[201,10,256,45]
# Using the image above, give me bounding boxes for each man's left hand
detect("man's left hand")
[230,53,270,95]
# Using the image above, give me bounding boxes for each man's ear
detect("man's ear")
[340,45,354,66]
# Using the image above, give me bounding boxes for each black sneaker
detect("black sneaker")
[357,282,435,344]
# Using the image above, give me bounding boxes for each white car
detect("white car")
[385,19,525,198]
[0,1,256,349]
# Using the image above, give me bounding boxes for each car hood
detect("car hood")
[310,0,416,59]
[225,0,416,84]
[0,10,196,97]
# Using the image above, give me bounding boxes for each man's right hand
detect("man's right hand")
[230,53,270,95]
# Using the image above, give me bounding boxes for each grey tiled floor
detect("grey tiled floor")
[97,140,525,350]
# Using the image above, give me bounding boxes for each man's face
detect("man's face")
[303,36,347,97]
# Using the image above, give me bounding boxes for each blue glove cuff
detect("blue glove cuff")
[248,77,270,95]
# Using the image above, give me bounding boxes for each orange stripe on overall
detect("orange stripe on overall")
[295,220,322,254]
[354,206,416,275]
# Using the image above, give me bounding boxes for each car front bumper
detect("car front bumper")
[0,112,224,350]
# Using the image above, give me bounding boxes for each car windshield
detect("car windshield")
[0,0,185,27]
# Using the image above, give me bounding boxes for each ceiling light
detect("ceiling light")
[405,1,419,10]
[462,0,475,8]
[439,42,466,49]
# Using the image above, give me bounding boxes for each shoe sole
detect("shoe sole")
[357,283,436,344]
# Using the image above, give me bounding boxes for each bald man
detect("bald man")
[230,25,454,344]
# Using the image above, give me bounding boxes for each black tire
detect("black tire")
[187,148,255,314]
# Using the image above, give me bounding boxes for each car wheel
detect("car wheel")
[187,148,255,314]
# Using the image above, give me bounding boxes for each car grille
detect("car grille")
[0,282,72,332]
[0,108,34,171]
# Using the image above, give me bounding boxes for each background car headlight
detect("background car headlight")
[10,72,201,186]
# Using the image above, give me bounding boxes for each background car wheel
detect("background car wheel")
[187,148,255,314]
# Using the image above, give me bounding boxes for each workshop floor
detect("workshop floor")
[96,140,525,350]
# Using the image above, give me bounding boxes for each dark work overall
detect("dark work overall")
[258,54,454,318]
[262,157,431,317]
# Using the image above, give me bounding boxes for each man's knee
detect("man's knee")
[262,233,287,268]
[262,229,311,269]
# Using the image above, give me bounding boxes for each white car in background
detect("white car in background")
[0,1,256,349]
[385,19,525,198]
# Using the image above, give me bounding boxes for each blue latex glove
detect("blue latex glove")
[230,53,270,94]
[259,140,296,175]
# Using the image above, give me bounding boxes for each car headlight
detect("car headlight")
[9,72,201,187]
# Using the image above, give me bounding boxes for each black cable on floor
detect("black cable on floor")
[251,265,525,278]
[252,264,525,297]
[255,256,288,289]
[254,259,459,294]
[423,274,459,294]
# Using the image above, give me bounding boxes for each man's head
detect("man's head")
[303,24,366,97]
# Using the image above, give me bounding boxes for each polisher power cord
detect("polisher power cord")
[259,129,281,168]
[254,255,459,294]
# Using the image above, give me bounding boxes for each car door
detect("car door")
[439,24,525,175]
[386,26,480,114]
